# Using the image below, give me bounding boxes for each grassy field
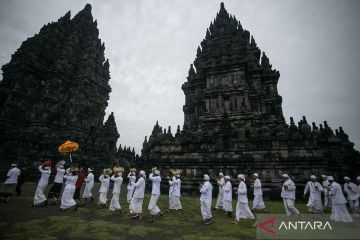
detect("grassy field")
[0,183,312,240]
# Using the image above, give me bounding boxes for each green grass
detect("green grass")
[0,183,312,240]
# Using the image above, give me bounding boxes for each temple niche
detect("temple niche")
[141,3,360,195]
[0,5,131,168]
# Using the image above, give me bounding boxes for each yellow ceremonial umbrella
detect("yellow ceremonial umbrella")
[58,140,79,162]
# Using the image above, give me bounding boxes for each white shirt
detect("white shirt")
[329,181,347,205]
[253,178,263,196]
[127,173,136,186]
[111,174,123,194]
[173,177,181,197]
[149,173,161,195]
[304,181,323,201]
[85,172,94,185]
[4,167,21,184]
[99,175,110,193]
[200,181,213,204]
[217,177,225,192]
[223,181,232,201]
[54,167,66,183]
[344,182,359,200]
[63,175,78,190]
[133,176,145,198]
[237,181,248,203]
[38,166,51,186]
[281,179,296,200]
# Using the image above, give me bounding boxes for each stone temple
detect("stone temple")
[141,3,360,195]
[0,5,132,168]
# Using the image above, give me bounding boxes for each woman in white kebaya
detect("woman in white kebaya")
[48,160,65,204]
[127,168,136,204]
[60,167,79,211]
[33,160,52,207]
[98,168,112,208]
[223,175,233,217]
[148,168,163,221]
[81,168,94,205]
[109,167,124,214]
[168,170,176,211]
[171,170,182,213]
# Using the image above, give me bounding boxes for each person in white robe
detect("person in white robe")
[252,173,266,211]
[327,176,353,222]
[33,160,51,207]
[109,167,124,214]
[168,170,176,211]
[1,163,20,203]
[148,169,163,221]
[60,167,79,210]
[200,174,214,225]
[214,172,225,210]
[127,168,136,205]
[223,175,233,217]
[130,170,146,219]
[281,174,300,216]
[48,160,65,204]
[343,176,359,216]
[304,175,324,213]
[98,168,111,208]
[321,174,331,209]
[81,168,94,205]
[232,174,256,226]
[171,170,183,213]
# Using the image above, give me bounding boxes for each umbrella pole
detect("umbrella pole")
[70,152,72,162]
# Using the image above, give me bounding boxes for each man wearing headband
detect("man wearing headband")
[98,168,111,208]
[232,174,256,226]
[304,175,324,213]
[130,170,146,219]
[148,169,163,222]
[343,176,359,216]
[48,160,65,204]
[327,176,353,222]
[33,160,51,207]
[252,173,266,212]
[281,174,300,216]
[223,175,233,217]
[200,174,213,225]
[109,167,124,214]
[321,174,331,209]
[1,163,20,203]
[60,167,79,211]
[81,168,94,206]
[214,172,225,211]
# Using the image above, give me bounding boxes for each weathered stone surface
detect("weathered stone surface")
[141,3,360,194]
[0,4,123,168]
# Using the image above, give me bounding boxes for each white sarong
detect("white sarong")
[253,195,265,209]
[130,197,144,214]
[283,198,299,216]
[148,194,161,215]
[236,201,255,221]
[127,185,135,203]
[307,199,323,213]
[33,183,47,206]
[201,200,212,220]
[223,200,233,212]
[109,193,121,211]
[82,183,93,199]
[60,188,76,209]
[215,190,224,209]
[331,204,353,222]
[170,196,182,210]
[98,192,108,205]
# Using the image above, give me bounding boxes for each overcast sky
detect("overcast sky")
[0,0,359,154]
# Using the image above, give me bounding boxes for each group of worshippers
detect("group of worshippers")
[281,173,360,223]
[2,160,360,225]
